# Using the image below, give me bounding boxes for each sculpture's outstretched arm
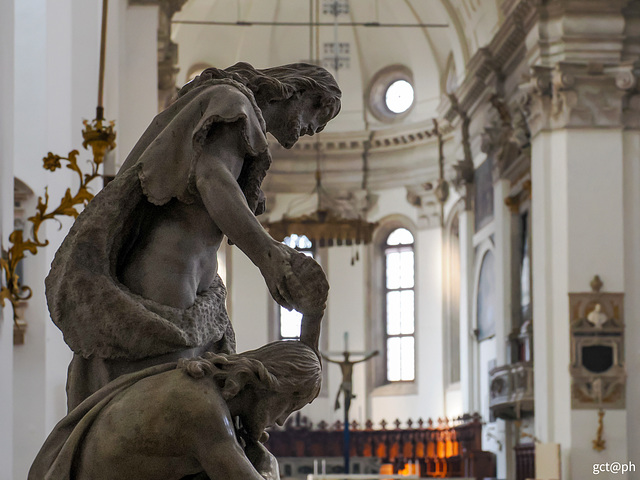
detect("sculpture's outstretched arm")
[196,123,324,312]
[245,440,282,480]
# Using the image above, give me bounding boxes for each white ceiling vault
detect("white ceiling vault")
[171,0,502,192]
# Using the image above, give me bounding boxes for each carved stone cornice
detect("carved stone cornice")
[519,61,640,134]
[271,119,454,156]
[441,0,640,137]
[438,0,539,120]
[451,158,475,212]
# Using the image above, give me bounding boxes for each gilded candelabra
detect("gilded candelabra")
[2,0,115,344]
[1,117,116,344]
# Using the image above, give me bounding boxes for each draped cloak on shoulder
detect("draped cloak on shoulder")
[45,78,272,362]
[28,363,178,480]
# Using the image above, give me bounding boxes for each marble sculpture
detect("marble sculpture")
[29,62,341,480]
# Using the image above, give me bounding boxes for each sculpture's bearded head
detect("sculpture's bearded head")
[225,62,341,148]
[178,62,342,149]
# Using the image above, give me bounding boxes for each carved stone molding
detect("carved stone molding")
[438,0,539,120]
[489,362,534,420]
[481,95,531,182]
[519,62,640,134]
[406,184,441,230]
[451,159,475,212]
[271,119,454,156]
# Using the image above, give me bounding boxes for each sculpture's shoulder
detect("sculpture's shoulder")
[103,368,234,446]
[199,82,255,107]
[191,80,266,133]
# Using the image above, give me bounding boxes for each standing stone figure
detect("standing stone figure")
[44,62,341,410]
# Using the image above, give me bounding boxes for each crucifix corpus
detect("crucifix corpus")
[321,332,378,474]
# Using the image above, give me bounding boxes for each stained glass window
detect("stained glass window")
[384,228,415,382]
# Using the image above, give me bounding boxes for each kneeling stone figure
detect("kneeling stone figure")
[29,341,321,480]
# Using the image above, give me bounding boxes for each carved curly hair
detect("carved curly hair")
[178,341,322,409]
[178,62,341,121]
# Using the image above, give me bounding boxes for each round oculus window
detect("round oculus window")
[368,65,415,122]
[385,80,414,114]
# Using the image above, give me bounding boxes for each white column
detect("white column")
[492,178,511,366]
[492,178,511,480]
[622,130,640,464]
[12,2,56,477]
[113,0,158,170]
[416,227,444,418]
[458,209,475,414]
[0,0,16,474]
[532,128,627,480]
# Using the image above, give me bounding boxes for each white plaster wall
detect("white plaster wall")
[623,130,640,466]
[10,2,160,477]
[531,129,571,478]
[114,1,158,170]
[565,130,626,480]
[320,245,368,426]
[0,0,16,475]
[229,246,271,353]
[231,186,447,427]
[478,338,495,422]
[369,225,444,424]
[228,236,370,426]
[367,188,445,424]
[12,1,76,476]
[458,210,475,415]
[532,129,629,480]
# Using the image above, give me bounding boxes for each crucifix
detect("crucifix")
[321,332,378,474]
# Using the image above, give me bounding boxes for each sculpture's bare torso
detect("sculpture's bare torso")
[120,200,224,309]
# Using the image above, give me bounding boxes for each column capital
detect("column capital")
[406,184,442,230]
[519,61,640,134]
[481,95,531,182]
[130,0,188,110]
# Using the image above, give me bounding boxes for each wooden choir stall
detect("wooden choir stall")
[266,413,496,479]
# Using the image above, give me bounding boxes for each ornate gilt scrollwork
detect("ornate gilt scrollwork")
[1,119,115,344]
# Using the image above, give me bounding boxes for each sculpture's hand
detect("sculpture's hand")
[245,440,281,480]
[262,242,328,315]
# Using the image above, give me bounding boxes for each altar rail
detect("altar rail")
[266,414,496,479]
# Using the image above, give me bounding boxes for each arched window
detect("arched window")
[476,249,496,341]
[279,234,314,340]
[383,228,415,382]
